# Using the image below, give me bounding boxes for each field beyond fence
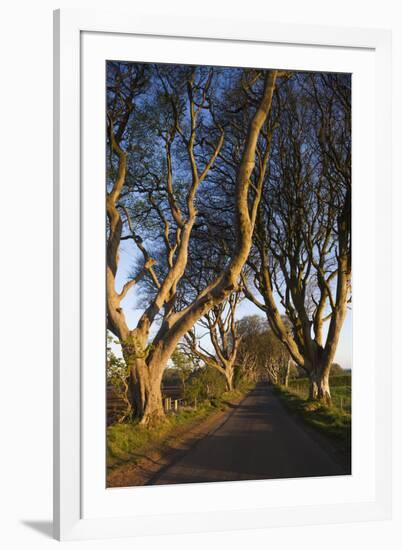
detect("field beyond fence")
[288,374,351,413]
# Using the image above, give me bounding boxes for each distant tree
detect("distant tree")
[171,349,193,393]
[184,366,227,405]
[183,292,242,391]
[236,315,293,385]
[330,363,345,376]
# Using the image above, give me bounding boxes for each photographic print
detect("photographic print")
[106,61,351,488]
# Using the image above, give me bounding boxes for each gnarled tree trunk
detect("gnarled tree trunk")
[128,358,165,424]
[224,366,234,392]
[317,369,331,404]
[308,362,331,405]
[121,336,171,425]
[107,69,280,426]
[309,377,318,400]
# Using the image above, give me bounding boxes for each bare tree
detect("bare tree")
[265,357,293,387]
[183,292,242,391]
[243,73,351,403]
[106,63,281,424]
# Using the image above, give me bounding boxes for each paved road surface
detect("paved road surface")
[149,384,348,485]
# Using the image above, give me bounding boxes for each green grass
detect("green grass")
[273,375,351,450]
[107,390,249,471]
[287,375,352,413]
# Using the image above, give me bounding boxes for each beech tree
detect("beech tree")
[170,349,193,394]
[243,73,351,403]
[106,62,281,424]
[183,292,242,391]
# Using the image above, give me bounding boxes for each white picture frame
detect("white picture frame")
[53,8,392,541]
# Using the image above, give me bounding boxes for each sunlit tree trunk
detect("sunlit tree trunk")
[283,360,291,388]
[128,359,165,424]
[308,362,331,404]
[224,364,235,392]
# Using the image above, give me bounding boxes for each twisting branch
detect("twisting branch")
[106,64,282,422]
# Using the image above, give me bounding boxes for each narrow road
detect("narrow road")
[149,384,348,485]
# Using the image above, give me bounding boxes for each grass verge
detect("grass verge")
[287,375,351,414]
[273,383,351,455]
[107,388,250,473]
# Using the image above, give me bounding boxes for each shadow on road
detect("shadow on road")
[150,384,351,486]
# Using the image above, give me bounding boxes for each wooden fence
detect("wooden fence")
[107,383,185,425]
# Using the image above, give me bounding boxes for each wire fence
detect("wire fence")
[288,376,352,414]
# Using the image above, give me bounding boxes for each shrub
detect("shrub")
[184,366,227,404]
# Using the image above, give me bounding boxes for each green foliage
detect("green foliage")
[171,349,193,391]
[164,354,255,410]
[184,366,227,405]
[107,334,132,422]
[107,336,128,383]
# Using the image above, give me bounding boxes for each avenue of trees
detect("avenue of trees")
[106,61,351,424]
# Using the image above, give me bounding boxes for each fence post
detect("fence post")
[174,399,178,412]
